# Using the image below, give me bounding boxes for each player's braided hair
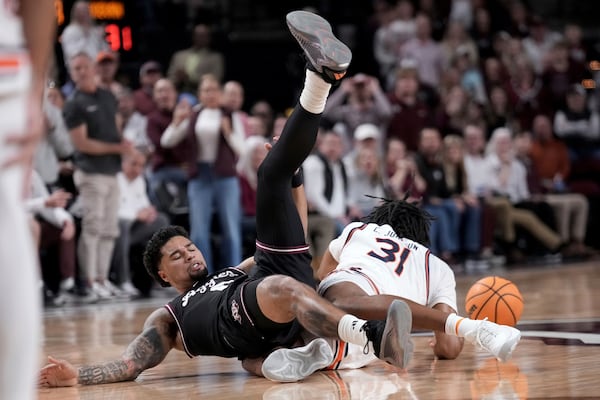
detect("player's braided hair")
[143,225,190,287]
[363,193,434,247]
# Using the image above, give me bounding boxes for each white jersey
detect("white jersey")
[0,1,24,48]
[319,221,457,310]
[318,222,458,371]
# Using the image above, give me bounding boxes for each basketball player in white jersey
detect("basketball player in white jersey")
[0,1,56,398]
[261,198,522,382]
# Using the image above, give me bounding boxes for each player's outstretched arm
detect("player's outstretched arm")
[429,303,464,360]
[39,308,177,387]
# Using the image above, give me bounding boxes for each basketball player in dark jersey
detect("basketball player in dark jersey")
[39,10,414,387]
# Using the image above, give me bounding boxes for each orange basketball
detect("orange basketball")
[465,276,523,327]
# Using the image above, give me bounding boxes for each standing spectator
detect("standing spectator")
[63,52,132,300]
[167,24,225,94]
[440,21,478,69]
[324,73,392,146]
[387,66,432,152]
[145,78,191,212]
[250,100,275,138]
[161,74,244,271]
[112,149,169,297]
[505,58,546,131]
[237,136,269,258]
[34,98,73,187]
[60,1,108,63]
[485,85,514,137]
[564,23,587,64]
[222,80,249,137]
[343,123,382,179]
[117,88,151,154]
[133,61,163,116]
[95,50,123,96]
[401,13,444,88]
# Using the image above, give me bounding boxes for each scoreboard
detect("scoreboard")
[55,0,133,53]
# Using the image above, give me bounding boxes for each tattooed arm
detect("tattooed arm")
[39,308,177,387]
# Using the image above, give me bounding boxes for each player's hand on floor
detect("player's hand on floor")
[39,355,78,387]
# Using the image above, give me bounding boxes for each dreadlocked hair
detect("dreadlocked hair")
[363,193,434,247]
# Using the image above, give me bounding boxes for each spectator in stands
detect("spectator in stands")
[485,85,514,137]
[60,1,108,64]
[304,129,358,235]
[553,84,600,164]
[246,116,269,138]
[507,1,530,39]
[505,57,547,131]
[237,136,269,258]
[323,73,392,146]
[564,23,587,64]
[222,80,249,137]
[161,74,244,272]
[250,100,275,138]
[95,50,123,96]
[542,40,589,111]
[522,16,563,75]
[349,147,386,216]
[47,83,66,110]
[401,13,444,87]
[64,52,133,301]
[470,7,495,60]
[133,61,163,116]
[486,127,564,257]
[441,21,479,69]
[34,97,73,188]
[373,0,416,88]
[167,24,225,94]
[117,88,151,154]
[387,65,432,152]
[145,78,191,212]
[482,57,508,95]
[442,134,482,259]
[384,137,426,201]
[26,171,76,306]
[414,127,461,263]
[112,149,169,298]
[343,123,382,178]
[436,85,470,136]
[453,45,487,105]
[525,116,593,255]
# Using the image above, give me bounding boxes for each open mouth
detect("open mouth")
[191,262,203,272]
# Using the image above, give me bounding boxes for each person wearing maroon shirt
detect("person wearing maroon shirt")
[386,66,432,152]
[133,61,163,116]
[145,78,192,209]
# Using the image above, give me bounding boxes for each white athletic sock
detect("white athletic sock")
[444,313,480,337]
[337,314,369,346]
[299,70,332,114]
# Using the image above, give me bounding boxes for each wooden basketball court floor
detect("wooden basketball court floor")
[38,260,600,400]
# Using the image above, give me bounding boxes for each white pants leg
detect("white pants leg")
[0,91,42,399]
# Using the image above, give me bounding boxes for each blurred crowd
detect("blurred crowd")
[34,0,600,306]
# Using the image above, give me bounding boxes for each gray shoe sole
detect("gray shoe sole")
[286,10,352,74]
[261,338,333,382]
[379,300,414,369]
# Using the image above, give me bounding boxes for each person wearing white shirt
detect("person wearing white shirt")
[113,149,169,296]
[26,170,76,304]
[117,88,152,154]
[60,1,108,64]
